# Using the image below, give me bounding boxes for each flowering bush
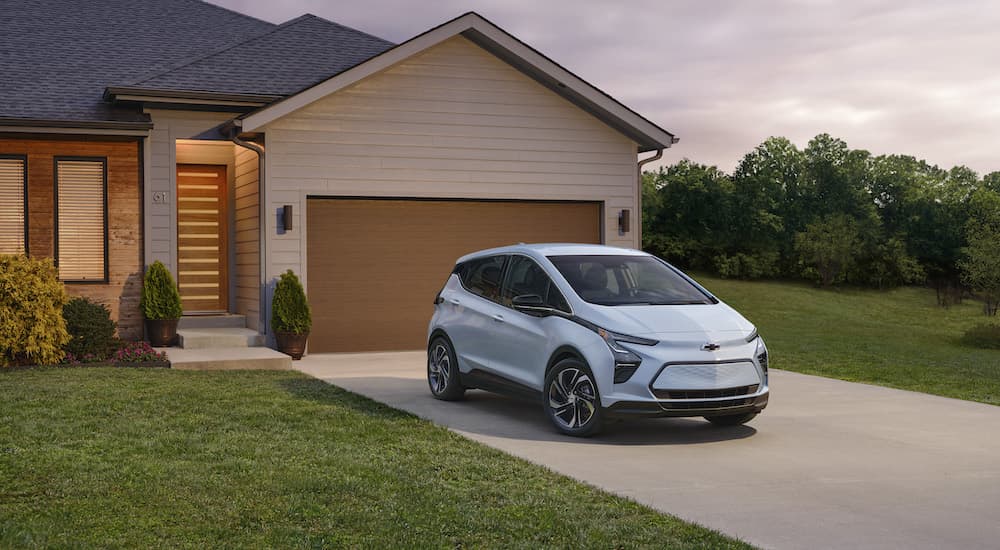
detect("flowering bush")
[114,341,167,363]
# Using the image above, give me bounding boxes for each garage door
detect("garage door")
[306,198,601,353]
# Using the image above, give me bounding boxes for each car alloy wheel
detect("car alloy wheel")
[545,359,603,436]
[427,336,465,401]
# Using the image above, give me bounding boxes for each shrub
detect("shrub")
[960,324,1000,350]
[63,297,117,360]
[713,251,780,279]
[0,255,70,366]
[113,341,167,363]
[271,270,311,334]
[140,261,182,320]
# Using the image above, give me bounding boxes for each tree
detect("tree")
[960,189,1000,315]
[642,160,735,270]
[794,214,861,286]
[729,137,800,277]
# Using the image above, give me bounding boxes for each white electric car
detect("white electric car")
[427,244,768,436]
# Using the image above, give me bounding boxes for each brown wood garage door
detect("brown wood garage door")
[306,198,602,353]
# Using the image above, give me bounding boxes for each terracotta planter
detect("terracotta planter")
[275,331,309,360]
[146,318,179,347]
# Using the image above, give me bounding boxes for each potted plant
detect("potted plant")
[141,261,183,347]
[271,269,311,359]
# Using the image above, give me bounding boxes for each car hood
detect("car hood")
[586,302,755,340]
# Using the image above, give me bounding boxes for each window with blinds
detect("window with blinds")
[55,158,107,281]
[0,156,27,255]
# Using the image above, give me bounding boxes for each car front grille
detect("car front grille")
[659,396,757,410]
[652,384,759,400]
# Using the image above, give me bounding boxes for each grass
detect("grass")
[0,368,750,549]
[697,275,1000,406]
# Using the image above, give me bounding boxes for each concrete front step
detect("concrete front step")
[165,347,292,370]
[177,327,263,349]
[178,314,247,330]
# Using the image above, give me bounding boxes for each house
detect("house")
[0,0,676,353]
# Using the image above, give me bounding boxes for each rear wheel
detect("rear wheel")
[704,412,758,426]
[427,337,465,401]
[544,358,603,437]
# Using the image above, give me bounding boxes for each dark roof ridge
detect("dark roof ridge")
[191,0,275,28]
[125,13,393,89]
[296,12,395,47]
[125,19,330,87]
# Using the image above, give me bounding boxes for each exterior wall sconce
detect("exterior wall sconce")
[618,209,630,234]
[282,205,293,231]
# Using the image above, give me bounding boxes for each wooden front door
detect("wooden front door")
[176,164,227,313]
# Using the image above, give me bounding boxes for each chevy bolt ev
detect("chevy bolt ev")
[426,244,769,436]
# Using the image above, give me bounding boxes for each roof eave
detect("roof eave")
[105,86,282,108]
[0,116,153,132]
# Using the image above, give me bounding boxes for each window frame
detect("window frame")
[454,254,509,304]
[0,154,29,255]
[500,254,573,316]
[53,156,109,284]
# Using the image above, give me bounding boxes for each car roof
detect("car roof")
[455,243,648,264]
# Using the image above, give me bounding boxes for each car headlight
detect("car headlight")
[592,326,657,383]
[755,336,768,376]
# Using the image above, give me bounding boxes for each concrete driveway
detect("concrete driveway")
[295,352,1000,550]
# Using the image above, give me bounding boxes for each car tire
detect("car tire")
[544,358,603,437]
[427,336,465,401]
[704,412,758,426]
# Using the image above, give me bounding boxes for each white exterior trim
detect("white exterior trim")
[240,13,675,151]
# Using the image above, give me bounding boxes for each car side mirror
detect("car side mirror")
[512,294,555,316]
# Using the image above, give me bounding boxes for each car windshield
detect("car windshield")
[547,255,716,306]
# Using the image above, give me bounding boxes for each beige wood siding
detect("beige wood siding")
[233,145,260,330]
[262,36,639,296]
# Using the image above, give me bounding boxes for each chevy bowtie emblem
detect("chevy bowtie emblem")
[701,342,721,351]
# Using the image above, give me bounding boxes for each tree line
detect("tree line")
[642,134,1000,313]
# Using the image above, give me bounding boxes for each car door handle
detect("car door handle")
[492,314,505,323]
[449,298,460,305]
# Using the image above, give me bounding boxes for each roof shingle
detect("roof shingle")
[126,14,394,97]
[0,0,392,126]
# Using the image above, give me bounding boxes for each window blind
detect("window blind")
[0,157,26,255]
[56,159,106,281]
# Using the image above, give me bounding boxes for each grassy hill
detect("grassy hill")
[697,275,1000,406]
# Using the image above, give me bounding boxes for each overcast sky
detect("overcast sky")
[213,0,999,175]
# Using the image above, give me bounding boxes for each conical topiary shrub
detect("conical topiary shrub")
[141,261,182,346]
[271,269,311,359]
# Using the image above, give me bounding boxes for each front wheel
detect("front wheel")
[427,337,465,401]
[704,412,758,426]
[544,358,603,437]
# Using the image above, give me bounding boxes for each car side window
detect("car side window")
[457,255,507,302]
[501,255,571,314]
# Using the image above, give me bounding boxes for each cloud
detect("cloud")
[213,0,1000,175]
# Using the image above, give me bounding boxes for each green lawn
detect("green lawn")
[0,368,750,549]
[698,275,1000,406]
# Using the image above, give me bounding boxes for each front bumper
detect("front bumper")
[606,390,769,418]
[594,336,770,418]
